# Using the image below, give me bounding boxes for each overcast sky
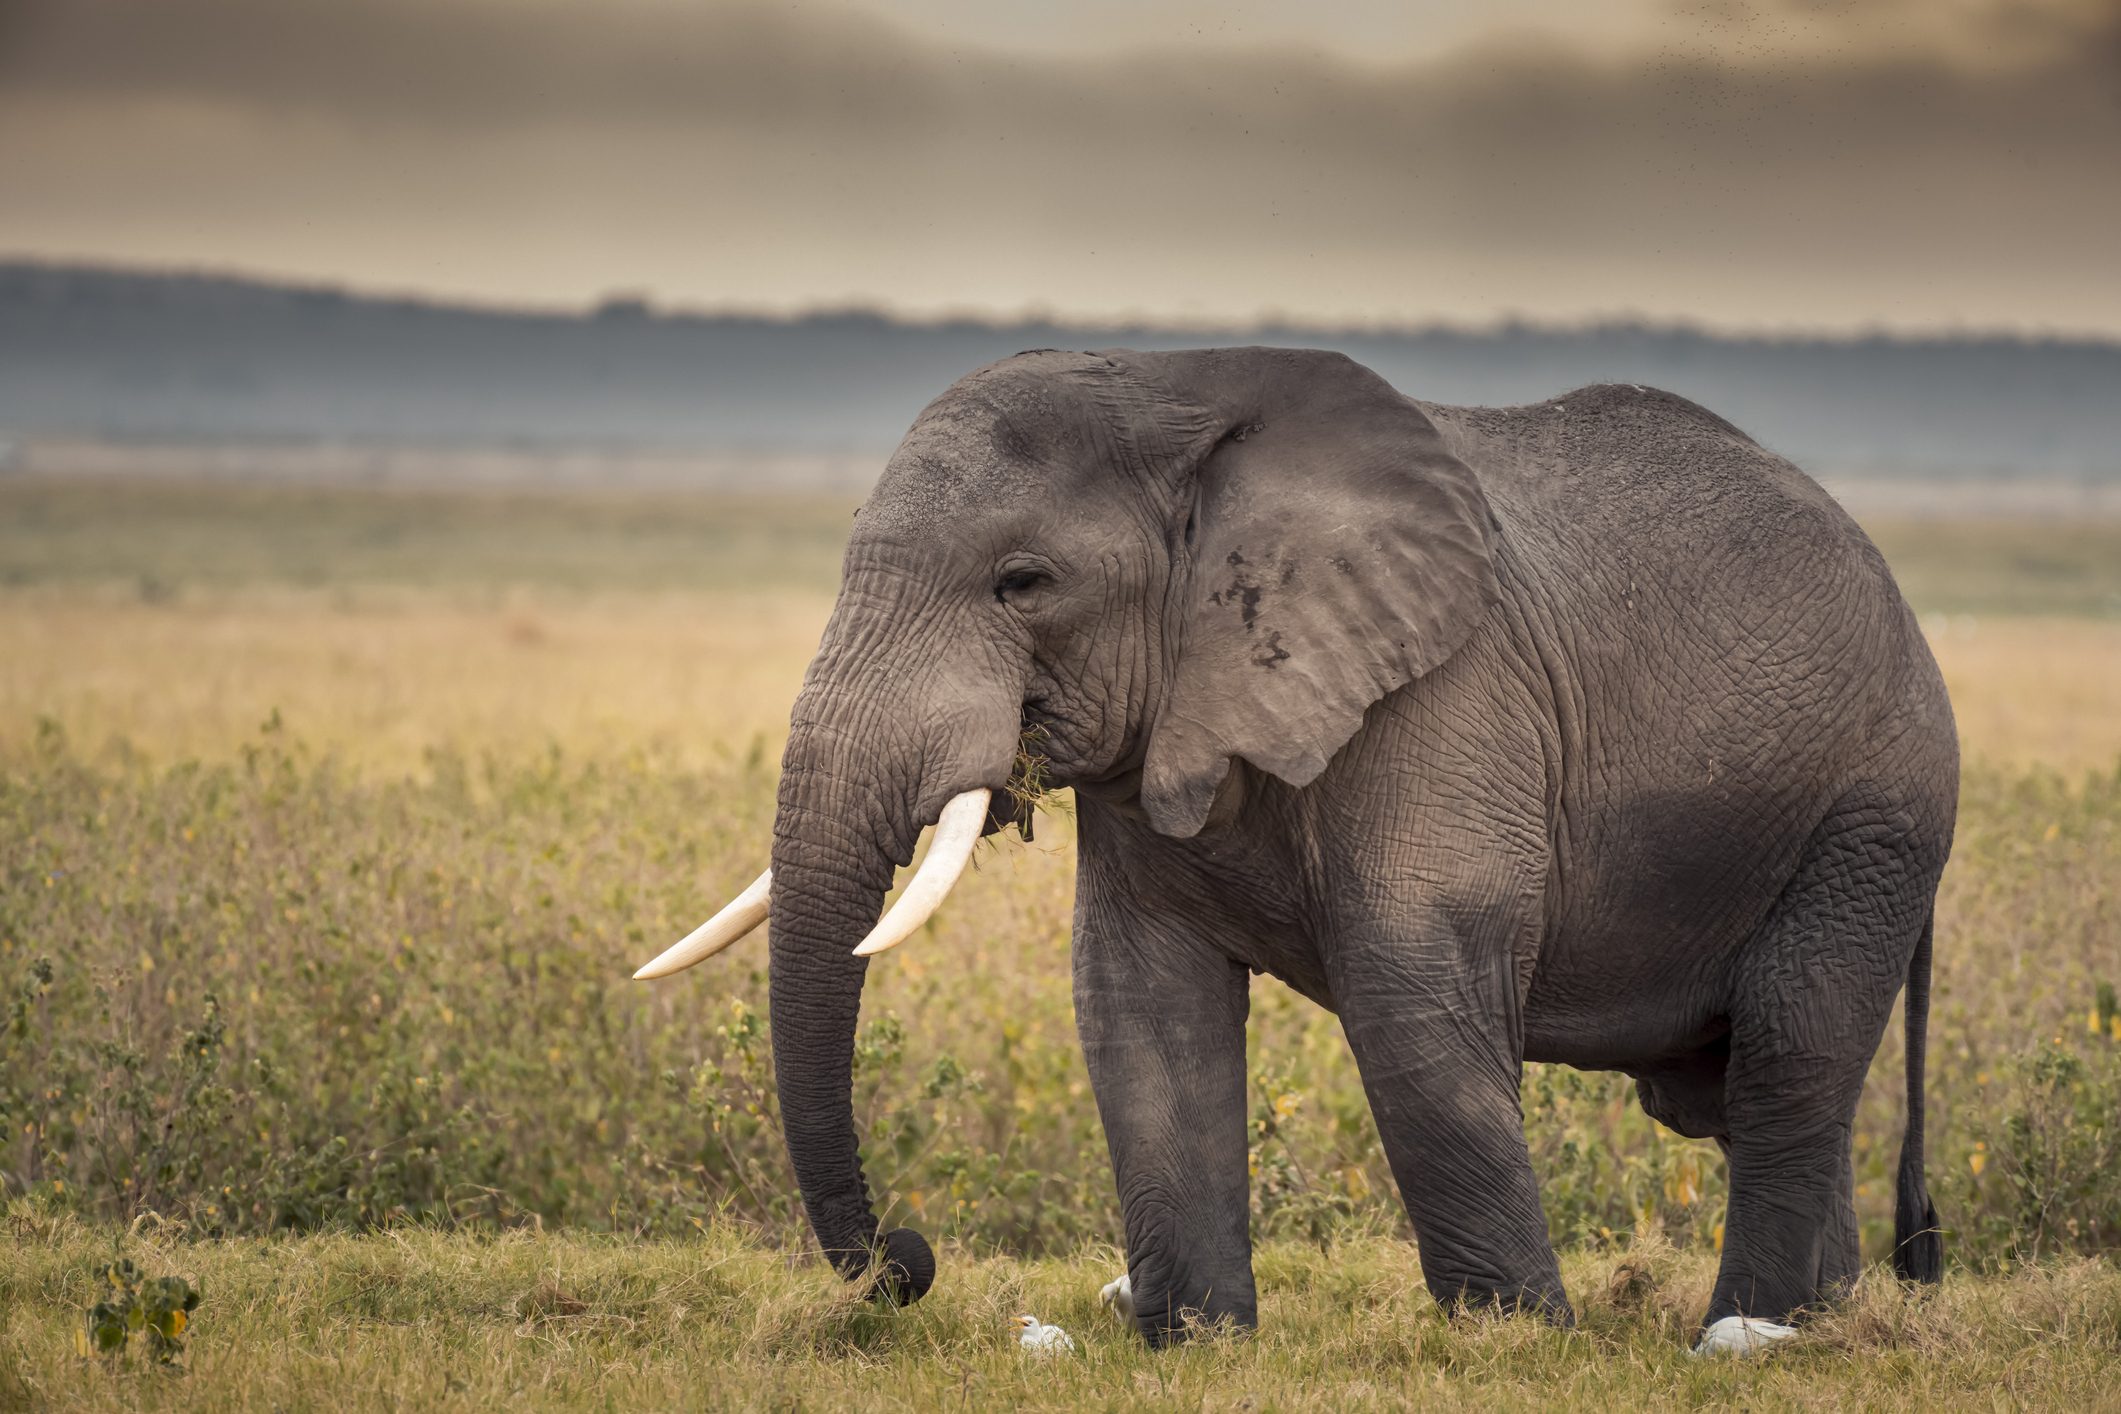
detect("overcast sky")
[2,0,2116,333]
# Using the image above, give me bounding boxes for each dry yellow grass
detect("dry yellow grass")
[2,591,2113,776]
[0,589,830,772]
[1925,617,2121,773]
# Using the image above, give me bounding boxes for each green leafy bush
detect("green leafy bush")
[79,1257,199,1367]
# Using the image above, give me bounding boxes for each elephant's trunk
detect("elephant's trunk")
[762,623,1019,1303]
[766,718,932,1298]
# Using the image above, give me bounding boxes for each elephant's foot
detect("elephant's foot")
[1435,1273,1577,1327]
[1692,1315,1798,1356]
[1702,1133,1863,1330]
[1121,1256,1258,1346]
[1136,1293,1257,1346]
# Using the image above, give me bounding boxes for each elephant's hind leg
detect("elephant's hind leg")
[1709,791,1945,1327]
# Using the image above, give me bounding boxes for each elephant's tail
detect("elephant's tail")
[1892,915,1943,1283]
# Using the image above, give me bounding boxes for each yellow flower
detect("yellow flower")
[1664,1150,1702,1206]
[1273,1092,1301,1119]
[1969,1142,1988,1177]
[2093,1008,2104,1035]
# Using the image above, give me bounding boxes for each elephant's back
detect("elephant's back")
[1418,382,1838,547]
[1420,384,1916,682]
[1422,382,1951,769]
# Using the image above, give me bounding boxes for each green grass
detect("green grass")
[0,479,857,598]
[2,1217,2117,1411]
[1865,518,2121,619]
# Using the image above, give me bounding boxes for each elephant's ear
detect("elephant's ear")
[1130,349,1500,838]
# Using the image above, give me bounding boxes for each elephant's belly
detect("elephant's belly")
[1518,767,1826,1068]
[1520,987,1731,1071]
[1519,866,1789,1069]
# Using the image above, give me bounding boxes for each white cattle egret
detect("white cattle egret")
[1012,1314,1076,1354]
[1692,1315,1798,1356]
[1099,1273,1133,1324]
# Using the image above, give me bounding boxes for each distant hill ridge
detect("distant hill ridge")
[3,262,2116,480]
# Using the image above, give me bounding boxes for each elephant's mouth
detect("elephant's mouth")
[1017,694,1105,784]
[1017,696,1069,773]
[1020,692,1148,799]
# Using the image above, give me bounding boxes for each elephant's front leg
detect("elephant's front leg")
[1331,920,1573,1323]
[1073,895,1255,1345]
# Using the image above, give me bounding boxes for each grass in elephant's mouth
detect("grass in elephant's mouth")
[1003,724,1071,836]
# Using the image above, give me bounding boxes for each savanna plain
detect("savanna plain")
[1,477,2118,1410]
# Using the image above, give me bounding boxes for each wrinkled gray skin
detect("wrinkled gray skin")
[766,347,1954,1344]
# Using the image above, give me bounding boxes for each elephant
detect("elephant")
[635,346,1955,1348]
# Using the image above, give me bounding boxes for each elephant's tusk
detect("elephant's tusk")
[852,789,991,958]
[632,869,772,979]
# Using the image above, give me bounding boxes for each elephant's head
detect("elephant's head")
[635,347,1499,1302]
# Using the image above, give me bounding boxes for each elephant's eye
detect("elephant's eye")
[994,568,1050,601]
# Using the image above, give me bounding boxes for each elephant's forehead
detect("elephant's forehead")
[911,355,1110,465]
[855,456,1035,543]
[859,356,1108,535]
